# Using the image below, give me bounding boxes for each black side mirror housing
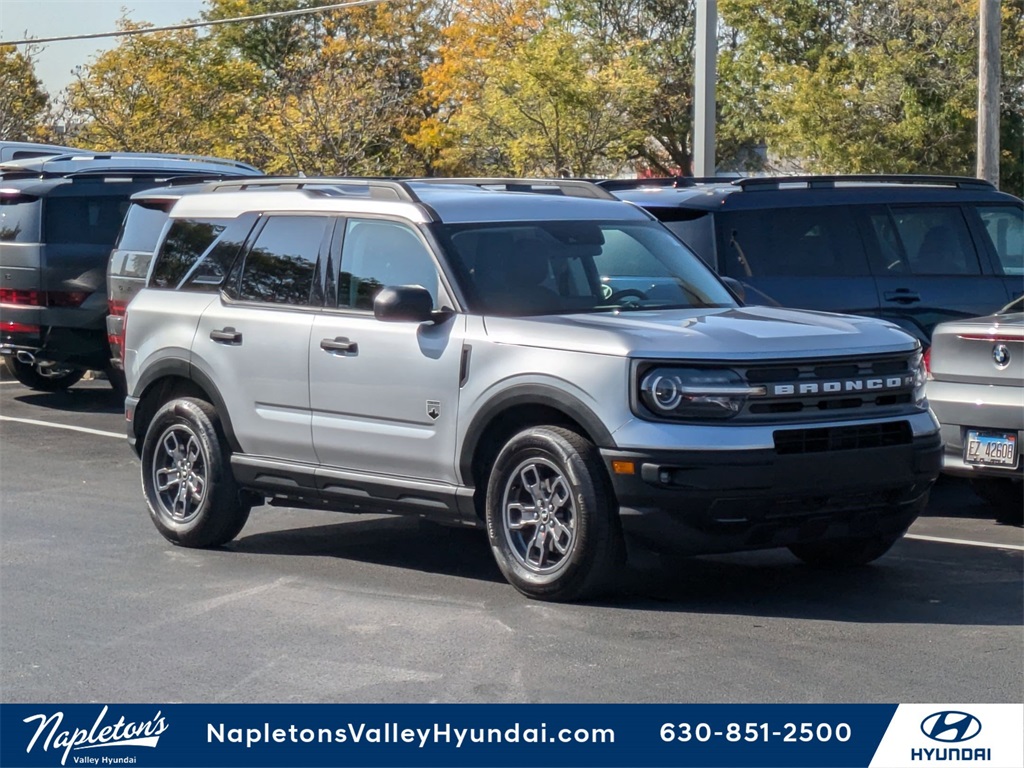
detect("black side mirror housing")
[374,285,435,323]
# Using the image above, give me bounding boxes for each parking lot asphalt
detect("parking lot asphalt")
[1,378,1021,704]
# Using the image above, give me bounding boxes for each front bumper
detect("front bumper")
[602,429,942,555]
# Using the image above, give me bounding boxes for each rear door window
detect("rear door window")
[235,215,329,306]
[876,207,982,275]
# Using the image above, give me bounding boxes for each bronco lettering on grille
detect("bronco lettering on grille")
[770,375,912,397]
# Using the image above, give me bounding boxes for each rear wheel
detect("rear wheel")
[788,532,903,568]
[970,478,1023,524]
[485,426,623,601]
[141,397,250,547]
[2,355,84,392]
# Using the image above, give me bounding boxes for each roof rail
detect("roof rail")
[0,168,248,183]
[31,151,260,173]
[204,176,422,203]
[596,176,738,191]
[412,177,618,200]
[735,174,996,191]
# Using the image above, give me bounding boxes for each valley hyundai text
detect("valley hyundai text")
[122,178,941,600]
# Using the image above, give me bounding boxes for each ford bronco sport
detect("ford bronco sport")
[124,178,941,600]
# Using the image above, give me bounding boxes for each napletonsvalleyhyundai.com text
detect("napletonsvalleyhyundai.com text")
[208,722,615,750]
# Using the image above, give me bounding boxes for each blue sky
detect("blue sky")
[1,1,206,95]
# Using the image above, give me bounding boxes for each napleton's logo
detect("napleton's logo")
[23,706,168,765]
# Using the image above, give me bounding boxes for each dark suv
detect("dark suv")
[606,175,1023,345]
[0,154,262,391]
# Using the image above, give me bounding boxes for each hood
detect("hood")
[483,306,919,360]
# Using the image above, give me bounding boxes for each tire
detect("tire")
[2,354,84,392]
[485,426,623,601]
[788,532,903,568]
[971,478,1023,524]
[141,397,250,548]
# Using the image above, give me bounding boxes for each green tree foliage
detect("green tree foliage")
[65,19,262,157]
[720,0,1024,190]
[446,22,653,176]
[0,45,49,141]
[556,1,698,174]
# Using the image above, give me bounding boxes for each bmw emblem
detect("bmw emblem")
[992,343,1010,368]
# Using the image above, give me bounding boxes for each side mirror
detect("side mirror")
[374,285,435,323]
[720,276,746,303]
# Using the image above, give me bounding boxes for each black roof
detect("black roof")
[606,174,1021,211]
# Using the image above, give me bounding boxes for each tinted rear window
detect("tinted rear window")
[43,196,130,245]
[115,203,171,253]
[0,196,40,243]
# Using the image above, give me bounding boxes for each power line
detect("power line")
[0,0,397,46]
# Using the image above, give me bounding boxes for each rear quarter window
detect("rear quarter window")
[0,195,40,243]
[150,218,229,289]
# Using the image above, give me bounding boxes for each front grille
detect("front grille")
[773,421,912,454]
[736,353,918,422]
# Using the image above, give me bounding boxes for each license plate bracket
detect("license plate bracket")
[964,430,1018,467]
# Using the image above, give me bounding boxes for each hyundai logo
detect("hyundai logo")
[920,711,982,743]
[993,343,1010,368]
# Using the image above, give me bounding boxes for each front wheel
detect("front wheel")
[485,426,623,601]
[788,532,903,568]
[2,355,84,392]
[141,397,250,548]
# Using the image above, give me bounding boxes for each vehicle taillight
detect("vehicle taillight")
[1,321,40,335]
[0,289,42,305]
[923,347,932,380]
[0,289,89,307]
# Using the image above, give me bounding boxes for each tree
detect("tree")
[240,0,450,175]
[0,45,49,141]
[410,0,547,174]
[65,19,262,159]
[443,22,653,176]
[556,1,699,174]
[719,0,1024,190]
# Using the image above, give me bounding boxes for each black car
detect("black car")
[0,153,262,391]
[605,175,1023,345]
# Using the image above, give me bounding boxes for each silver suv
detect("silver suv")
[124,178,941,601]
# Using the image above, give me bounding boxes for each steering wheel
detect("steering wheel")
[604,288,649,305]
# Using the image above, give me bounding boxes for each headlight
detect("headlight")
[638,367,764,420]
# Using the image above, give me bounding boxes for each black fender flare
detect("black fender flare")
[133,357,241,454]
[458,384,615,484]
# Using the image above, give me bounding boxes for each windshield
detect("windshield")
[438,220,736,316]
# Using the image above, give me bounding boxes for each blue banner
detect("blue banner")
[3,703,1022,767]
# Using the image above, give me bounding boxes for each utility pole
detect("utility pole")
[977,0,1000,186]
[693,0,717,177]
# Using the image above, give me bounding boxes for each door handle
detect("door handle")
[883,290,921,304]
[210,327,242,344]
[320,336,358,353]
